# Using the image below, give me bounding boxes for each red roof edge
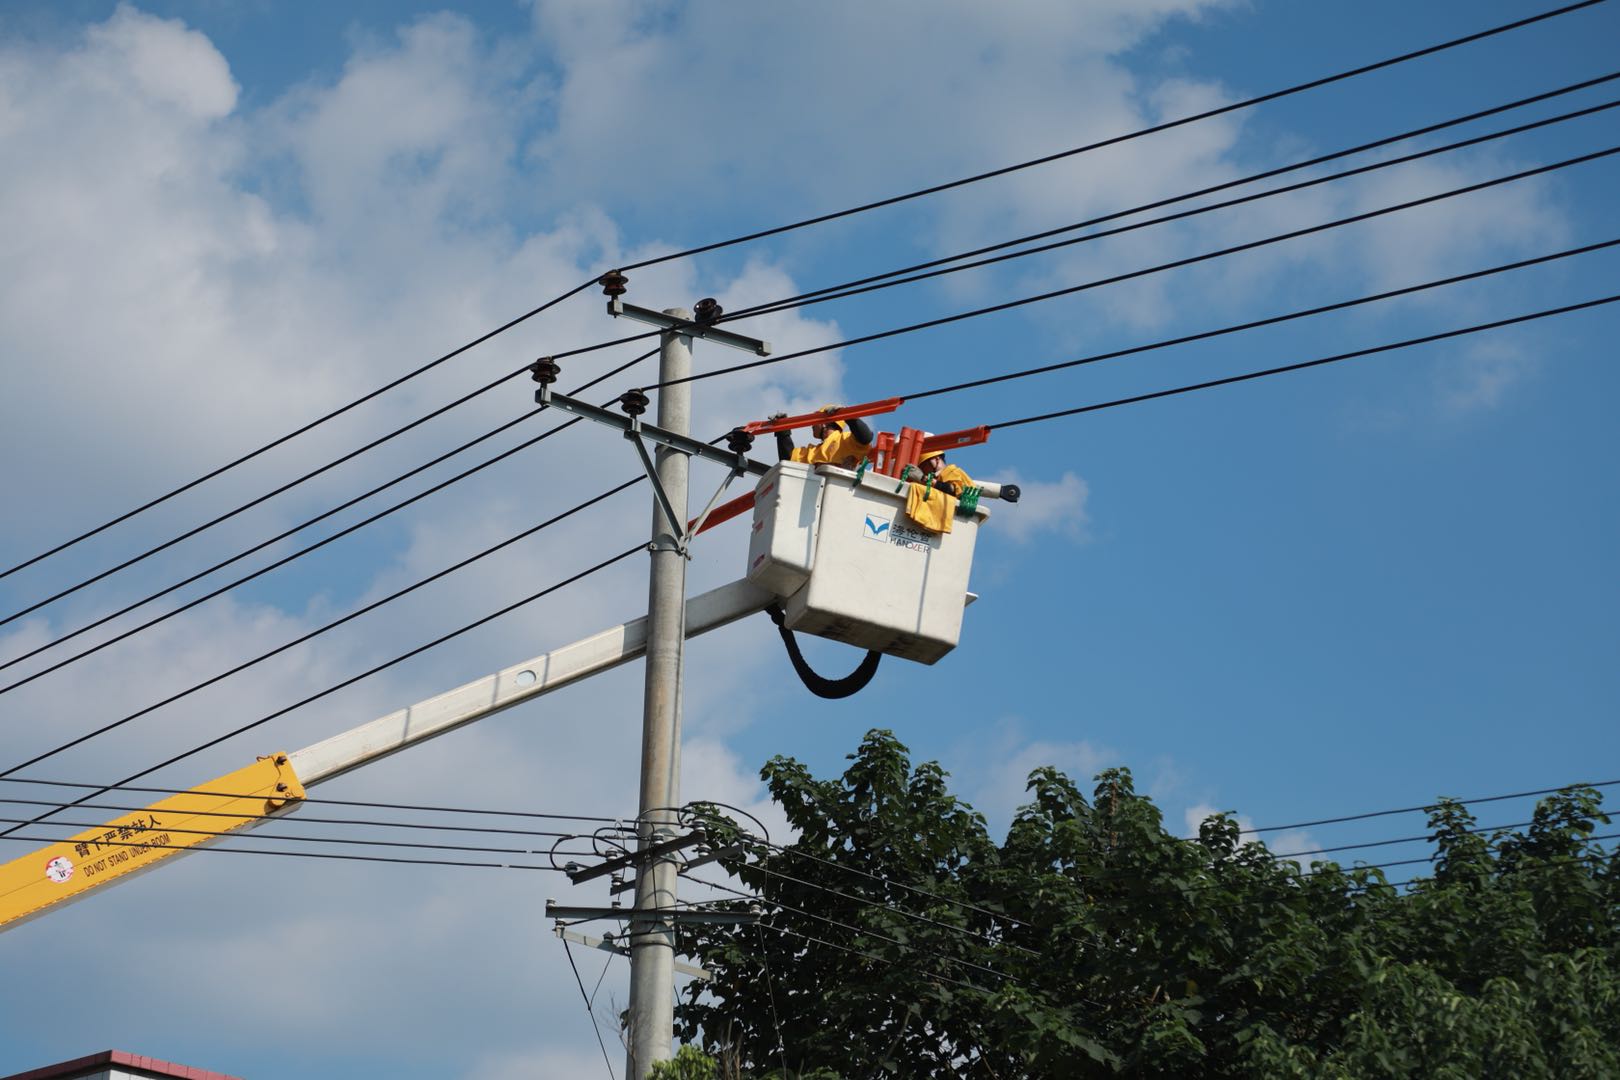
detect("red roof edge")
[1,1050,243,1080]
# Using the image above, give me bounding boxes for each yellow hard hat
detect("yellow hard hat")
[919,448,945,462]
[815,405,847,431]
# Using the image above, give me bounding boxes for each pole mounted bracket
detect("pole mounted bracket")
[535,377,769,557]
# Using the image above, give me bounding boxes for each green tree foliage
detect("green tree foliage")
[674,730,1618,1078]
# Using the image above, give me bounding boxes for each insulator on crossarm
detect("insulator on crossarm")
[529,357,561,385]
[725,427,754,455]
[693,297,723,324]
[599,270,628,297]
[619,388,650,417]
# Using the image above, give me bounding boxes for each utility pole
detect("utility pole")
[601,292,768,1079]
[625,307,693,1080]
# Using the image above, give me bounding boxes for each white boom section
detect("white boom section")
[289,578,773,786]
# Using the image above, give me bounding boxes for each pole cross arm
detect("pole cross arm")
[553,926,712,981]
[565,830,706,885]
[608,297,771,356]
[539,389,771,478]
[537,385,768,551]
[547,899,762,926]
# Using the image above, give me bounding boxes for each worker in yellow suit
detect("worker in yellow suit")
[902,449,975,534]
[769,405,874,468]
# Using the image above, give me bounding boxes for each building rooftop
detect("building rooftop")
[1,1050,242,1080]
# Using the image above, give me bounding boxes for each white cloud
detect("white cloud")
[986,469,1090,544]
[952,717,1111,834]
[1434,338,1539,415]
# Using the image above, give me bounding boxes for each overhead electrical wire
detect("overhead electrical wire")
[414,76,1620,378]
[1243,778,1620,835]
[648,143,1620,392]
[0,828,580,874]
[719,96,1620,326]
[708,71,1620,328]
[0,795,619,842]
[0,367,549,629]
[896,238,1618,404]
[0,283,596,585]
[1266,817,1541,862]
[561,936,620,1080]
[610,0,1606,267]
[681,872,1023,988]
[0,352,663,685]
[8,81,1608,641]
[665,854,1620,1025]
[0,775,628,824]
[11,106,1582,666]
[985,293,1620,432]
[4,0,1598,584]
[712,777,1617,935]
[0,480,643,776]
[19,229,1604,700]
[0,409,558,674]
[0,815,607,861]
[3,6,1611,897]
[0,540,645,841]
[698,834,1620,950]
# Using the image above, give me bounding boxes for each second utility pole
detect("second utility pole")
[625,308,693,1079]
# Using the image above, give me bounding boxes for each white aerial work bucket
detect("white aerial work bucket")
[745,461,987,664]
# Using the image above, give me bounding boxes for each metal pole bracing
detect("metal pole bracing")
[625,310,692,1079]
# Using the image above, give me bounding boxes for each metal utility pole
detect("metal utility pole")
[604,295,769,1079]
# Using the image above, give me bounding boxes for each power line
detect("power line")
[683,873,1020,989]
[0,815,608,860]
[5,0,1594,585]
[1266,817,1539,862]
[0,365,536,630]
[563,936,621,1080]
[0,408,548,675]
[0,795,618,842]
[987,293,1620,431]
[12,78,1608,637]
[0,478,641,780]
[0,283,596,584]
[0,829,580,873]
[706,778,1617,936]
[614,0,1608,270]
[0,541,643,839]
[0,355,661,687]
[496,78,1620,374]
[647,143,1620,391]
[0,776,628,823]
[736,857,1044,959]
[901,238,1618,405]
[1242,778,1620,835]
[742,835,1036,932]
[717,89,1620,330]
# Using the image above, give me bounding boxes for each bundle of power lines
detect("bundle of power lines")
[0,1,1616,873]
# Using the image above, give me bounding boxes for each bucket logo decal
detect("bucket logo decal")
[862,514,892,541]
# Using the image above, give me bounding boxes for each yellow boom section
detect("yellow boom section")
[0,754,304,933]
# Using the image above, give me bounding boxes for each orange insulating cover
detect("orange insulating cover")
[741,397,903,436]
[690,491,758,536]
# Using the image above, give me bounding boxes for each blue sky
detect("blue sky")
[1,1,1616,1076]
